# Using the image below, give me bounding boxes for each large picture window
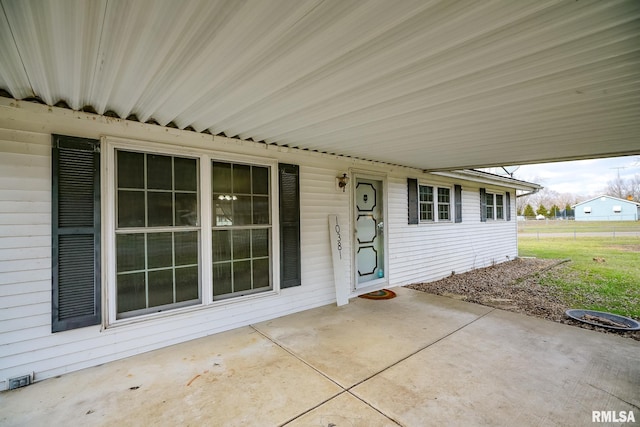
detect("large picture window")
[115,150,200,318]
[106,141,289,323]
[212,161,272,299]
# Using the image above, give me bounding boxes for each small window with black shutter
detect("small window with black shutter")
[481,188,510,221]
[51,135,101,332]
[408,178,461,224]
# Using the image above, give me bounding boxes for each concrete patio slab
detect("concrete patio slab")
[351,307,640,427]
[1,288,638,426]
[286,392,397,427]
[0,327,342,427]
[254,287,492,388]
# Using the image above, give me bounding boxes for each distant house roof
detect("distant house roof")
[572,195,640,208]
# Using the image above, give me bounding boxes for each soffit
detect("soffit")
[1,0,638,170]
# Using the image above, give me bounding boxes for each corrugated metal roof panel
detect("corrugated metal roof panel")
[1,0,638,170]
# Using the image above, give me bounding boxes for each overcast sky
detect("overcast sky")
[486,155,640,196]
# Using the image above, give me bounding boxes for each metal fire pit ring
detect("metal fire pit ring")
[565,309,640,331]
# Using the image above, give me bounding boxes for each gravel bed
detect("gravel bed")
[406,258,640,341]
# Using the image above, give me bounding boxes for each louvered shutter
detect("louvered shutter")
[408,178,418,224]
[506,191,512,221]
[279,163,301,288]
[480,188,487,222]
[52,135,101,332]
[454,184,462,223]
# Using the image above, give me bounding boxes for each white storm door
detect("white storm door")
[355,177,385,288]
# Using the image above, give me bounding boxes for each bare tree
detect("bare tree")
[604,173,640,201]
[606,171,627,199]
[626,174,640,201]
[517,186,583,214]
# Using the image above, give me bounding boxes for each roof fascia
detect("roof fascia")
[431,169,542,191]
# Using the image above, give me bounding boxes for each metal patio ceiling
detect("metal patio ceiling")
[1,0,639,170]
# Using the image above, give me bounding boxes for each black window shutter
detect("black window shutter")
[454,184,462,223]
[408,178,418,224]
[506,191,512,221]
[480,188,487,222]
[279,163,301,288]
[52,135,101,332]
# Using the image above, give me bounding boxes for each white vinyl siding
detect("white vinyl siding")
[0,121,350,390]
[0,101,521,390]
[389,177,517,286]
[0,129,54,386]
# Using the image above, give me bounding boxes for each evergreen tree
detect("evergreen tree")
[523,204,535,218]
[549,204,560,217]
[564,203,575,218]
[536,204,548,217]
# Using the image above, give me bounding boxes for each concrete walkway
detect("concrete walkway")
[1,288,638,426]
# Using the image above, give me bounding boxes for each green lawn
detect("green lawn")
[518,237,640,318]
[518,220,640,234]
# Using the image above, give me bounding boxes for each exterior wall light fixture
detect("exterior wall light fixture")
[337,173,349,192]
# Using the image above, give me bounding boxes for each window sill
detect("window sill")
[104,289,280,330]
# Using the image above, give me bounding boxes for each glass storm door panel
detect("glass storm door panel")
[355,178,384,287]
